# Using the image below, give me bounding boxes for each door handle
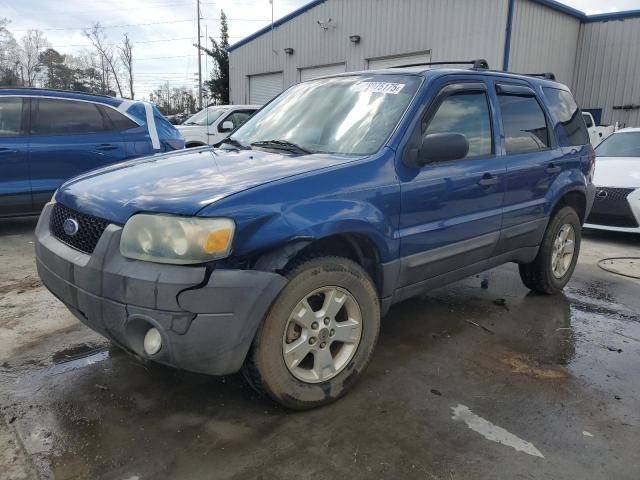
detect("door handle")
[0,148,17,155]
[477,173,498,187]
[95,144,117,151]
[546,164,561,174]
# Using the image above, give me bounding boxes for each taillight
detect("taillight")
[165,139,186,150]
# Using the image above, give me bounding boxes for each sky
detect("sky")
[2,0,640,100]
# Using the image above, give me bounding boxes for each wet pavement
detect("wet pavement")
[1,218,639,479]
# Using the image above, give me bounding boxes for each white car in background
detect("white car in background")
[582,111,616,147]
[177,105,259,147]
[585,128,640,233]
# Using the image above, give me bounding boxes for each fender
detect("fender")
[226,198,398,263]
[545,167,589,217]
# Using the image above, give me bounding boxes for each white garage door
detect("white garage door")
[367,51,431,70]
[249,72,283,105]
[300,63,346,82]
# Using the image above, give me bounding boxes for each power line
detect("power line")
[46,34,242,49]
[137,54,194,60]
[11,17,269,32]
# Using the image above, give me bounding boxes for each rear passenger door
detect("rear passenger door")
[397,79,505,287]
[28,98,128,209]
[0,97,32,216]
[493,83,560,253]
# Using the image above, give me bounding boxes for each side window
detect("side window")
[99,105,139,131]
[497,94,549,154]
[543,87,590,147]
[220,110,254,132]
[33,99,107,135]
[0,97,24,137]
[424,92,493,158]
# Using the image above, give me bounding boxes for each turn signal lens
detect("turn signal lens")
[203,229,232,254]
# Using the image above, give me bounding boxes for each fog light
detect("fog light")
[143,327,162,355]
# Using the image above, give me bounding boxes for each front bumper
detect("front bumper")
[584,187,640,233]
[35,203,287,375]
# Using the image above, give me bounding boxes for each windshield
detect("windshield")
[183,107,226,126]
[230,74,422,155]
[596,132,640,157]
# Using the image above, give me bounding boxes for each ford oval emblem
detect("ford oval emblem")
[63,218,79,236]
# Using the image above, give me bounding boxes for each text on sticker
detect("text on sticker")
[354,82,406,94]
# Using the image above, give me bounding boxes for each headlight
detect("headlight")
[120,214,235,264]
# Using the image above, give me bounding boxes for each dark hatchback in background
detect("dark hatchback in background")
[0,88,184,217]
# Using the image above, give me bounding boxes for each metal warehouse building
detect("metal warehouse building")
[228,0,640,127]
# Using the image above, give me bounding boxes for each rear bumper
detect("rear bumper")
[35,203,287,375]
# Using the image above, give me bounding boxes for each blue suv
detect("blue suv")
[0,88,184,217]
[35,62,595,409]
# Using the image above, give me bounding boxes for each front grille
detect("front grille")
[586,187,638,228]
[50,203,110,254]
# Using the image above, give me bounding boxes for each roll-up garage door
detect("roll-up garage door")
[299,63,346,82]
[249,72,283,105]
[367,51,431,70]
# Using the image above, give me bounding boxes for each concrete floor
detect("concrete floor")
[1,218,639,480]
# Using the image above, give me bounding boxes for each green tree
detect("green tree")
[198,10,229,104]
[39,48,72,89]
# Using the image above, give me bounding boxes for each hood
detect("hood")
[56,148,354,224]
[593,157,640,188]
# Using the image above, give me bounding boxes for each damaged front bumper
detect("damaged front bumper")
[35,203,287,375]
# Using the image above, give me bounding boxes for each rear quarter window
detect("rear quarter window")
[543,87,590,147]
[100,105,139,131]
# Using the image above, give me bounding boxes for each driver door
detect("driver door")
[397,79,506,288]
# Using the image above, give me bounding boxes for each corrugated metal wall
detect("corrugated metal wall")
[230,0,640,128]
[572,17,640,127]
[508,0,581,85]
[230,0,510,104]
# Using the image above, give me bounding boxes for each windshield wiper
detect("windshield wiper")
[251,139,313,155]
[220,137,250,150]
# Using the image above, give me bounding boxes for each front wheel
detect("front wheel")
[519,206,582,294]
[242,256,380,410]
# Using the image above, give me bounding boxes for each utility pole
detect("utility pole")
[197,0,203,110]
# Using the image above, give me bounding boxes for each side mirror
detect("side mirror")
[416,133,469,166]
[220,121,234,132]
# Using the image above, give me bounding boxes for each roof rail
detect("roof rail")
[390,59,490,70]
[523,72,556,81]
[0,86,115,99]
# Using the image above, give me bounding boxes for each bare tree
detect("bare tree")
[118,33,134,99]
[84,22,123,97]
[0,18,21,85]
[20,29,49,86]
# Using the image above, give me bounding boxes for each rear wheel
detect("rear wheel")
[519,206,581,294]
[242,256,380,410]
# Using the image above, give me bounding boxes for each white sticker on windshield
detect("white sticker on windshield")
[354,82,406,95]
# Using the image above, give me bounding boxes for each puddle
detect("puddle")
[46,349,110,377]
[52,344,108,364]
[501,355,566,379]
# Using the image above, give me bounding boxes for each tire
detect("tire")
[242,256,380,410]
[519,206,582,294]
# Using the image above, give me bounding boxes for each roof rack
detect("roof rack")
[523,72,556,81]
[0,86,114,99]
[390,59,490,70]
